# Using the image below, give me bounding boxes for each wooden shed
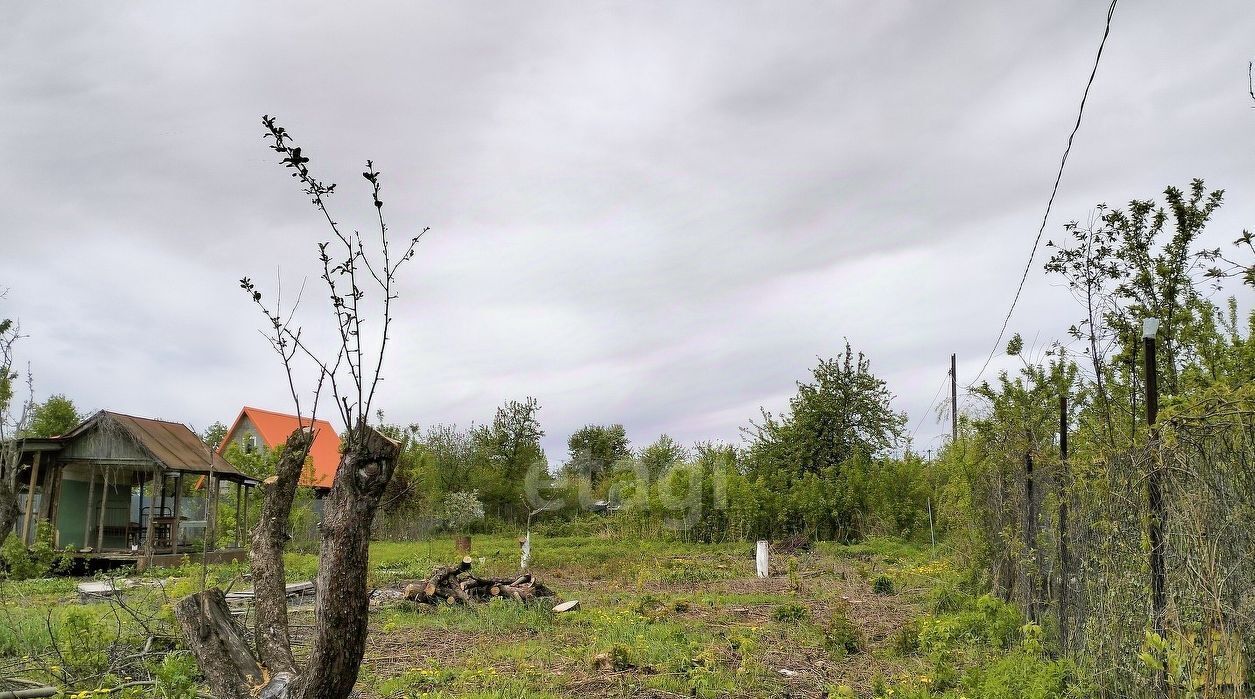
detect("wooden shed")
[8,410,256,569]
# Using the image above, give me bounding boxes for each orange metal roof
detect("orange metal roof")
[218,406,342,489]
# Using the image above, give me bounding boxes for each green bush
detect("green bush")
[890,618,921,656]
[54,607,114,681]
[872,574,895,595]
[970,651,1070,699]
[918,594,1022,653]
[823,606,862,657]
[0,524,73,580]
[771,603,809,623]
[930,580,975,613]
[148,651,200,699]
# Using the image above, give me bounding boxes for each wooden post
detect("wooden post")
[144,471,161,568]
[755,540,769,578]
[206,475,218,552]
[96,467,111,552]
[21,452,42,545]
[241,484,250,546]
[47,466,64,547]
[1145,329,1165,639]
[1024,451,1038,622]
[950,353,958,443]
[234,481,243,549]
[1058,393,1070,653]
[171,473,182,556]
[137,472,146,552]
[37,461,56,521]
[83,470,97,549]
[927,497,936,552]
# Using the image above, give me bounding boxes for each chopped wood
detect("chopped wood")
[553,600,580,613]
[403,557,555,606]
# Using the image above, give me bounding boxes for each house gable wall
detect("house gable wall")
[224,415,266,455]
[59,421,152,463]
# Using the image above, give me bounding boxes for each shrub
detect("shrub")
[972,651,1070,699]
[54,607,113,681]
[872,574,895,595]
[891,618,921,656]
[823,606,862,657]
[930,580,974,613]
[771,603,808,623]
[148,652,200,699]
[918,594,1023,653]
[0,523,72,580]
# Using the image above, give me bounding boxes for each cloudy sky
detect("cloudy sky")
[1,2,1252,460]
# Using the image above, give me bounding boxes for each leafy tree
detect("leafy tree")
[422,423,479,494]
[639,434,688,481]
[24,394,82,438]
[566,423,630,486]
[441,490,485,533]
[201,421,229,451]
[746,342,906,479]
[472,397,545,517]
[375,421,440,517]
[1046,179,1229,401]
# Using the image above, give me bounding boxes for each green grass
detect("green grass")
[0,533,1082,698]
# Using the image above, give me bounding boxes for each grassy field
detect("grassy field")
[0,533,1061,699]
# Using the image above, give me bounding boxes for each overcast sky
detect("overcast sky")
[1,2,1252,460]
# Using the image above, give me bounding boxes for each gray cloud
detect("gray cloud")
[2,1,1252,459]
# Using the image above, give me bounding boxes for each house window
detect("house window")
[244,434,257,454]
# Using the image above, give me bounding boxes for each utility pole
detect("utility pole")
[1057,392,1070,654]
[950,353,958,443]
[1143,318,1166,698]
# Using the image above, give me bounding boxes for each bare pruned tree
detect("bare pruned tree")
[0,297,36,543]
[173,117,427,699]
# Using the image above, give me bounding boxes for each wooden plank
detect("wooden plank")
[171,473,181,555]
[82,470,96,548]
[95,467,110,552]
[224,581,315,602]
[21,451,42,545]
[47,466,64,547]
[144,471,161,569]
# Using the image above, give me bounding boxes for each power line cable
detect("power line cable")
[969,0,1119,388]
[909,372,950,446]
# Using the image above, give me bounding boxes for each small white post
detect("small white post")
[520,531,532,571]
[756,540,769,578]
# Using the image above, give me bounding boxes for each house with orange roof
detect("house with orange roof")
[217,407,342,490]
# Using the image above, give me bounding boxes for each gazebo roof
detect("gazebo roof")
[61,410,248,480]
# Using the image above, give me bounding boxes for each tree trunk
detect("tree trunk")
[251,429,315,675]
[290,425,398,698]
[0,478,19,545]
[177,424,397,699]
[173,588,290,699]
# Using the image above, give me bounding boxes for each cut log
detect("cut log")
[402,558,555,606]
[553,600,580,613]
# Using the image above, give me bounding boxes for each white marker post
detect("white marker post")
[756,540,769,578]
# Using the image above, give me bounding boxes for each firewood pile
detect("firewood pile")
[403,557,555,605]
